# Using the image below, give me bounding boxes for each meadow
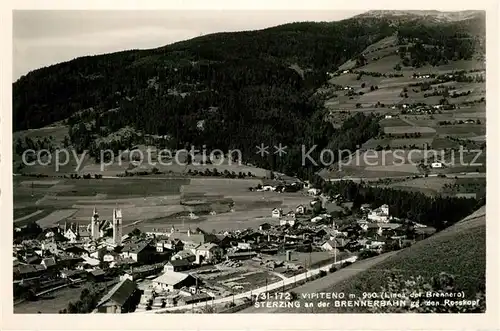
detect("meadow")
[12,176,312,233]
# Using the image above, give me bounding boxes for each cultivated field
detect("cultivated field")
[13,176,312,233]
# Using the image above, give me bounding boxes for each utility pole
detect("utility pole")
[334,236,337,265]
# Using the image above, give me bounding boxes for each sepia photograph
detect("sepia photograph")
[3,3,496,326]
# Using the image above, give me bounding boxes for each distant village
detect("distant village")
[13,183,437,314]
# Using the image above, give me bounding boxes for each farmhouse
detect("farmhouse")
[295,205,306,214]
[367,204,390,223]
[152,271,197,292]
[431,162,444,168]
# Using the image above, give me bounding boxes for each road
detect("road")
[14,210,43,223]
[239,250,399,313]
[138,255,359,314]
[327,172,485,182]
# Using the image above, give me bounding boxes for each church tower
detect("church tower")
[113,208,123,246]
[91,207,100,240]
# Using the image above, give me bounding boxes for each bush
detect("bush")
[329,266,337,273]
[319,270,327,277]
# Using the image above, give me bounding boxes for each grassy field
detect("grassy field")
[379,117,410,127]
[435,125,485,137]
[265,206,486,313]
[384,126,436,135]
[382,176,456,196]
[13,175,313,233]
[14,285,84,314]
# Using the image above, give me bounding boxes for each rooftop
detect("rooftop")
[96,278,136,308]
[152,271,192,285]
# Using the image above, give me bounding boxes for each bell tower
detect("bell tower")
[91,207,100,240]
[113,208,123,246]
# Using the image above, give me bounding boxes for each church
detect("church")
[88,207,124,246]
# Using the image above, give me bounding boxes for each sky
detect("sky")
[12,10,363,81]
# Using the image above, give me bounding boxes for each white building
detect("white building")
[367,204,390,223]
[311,216,323,223]
[295,205,306,214]
[41,241,58,255]
[280,218,295,226]
[308,188,321,196]
[271,208,283,218]
[152,271,197,292]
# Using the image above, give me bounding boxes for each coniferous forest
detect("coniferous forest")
[13,13,485,181]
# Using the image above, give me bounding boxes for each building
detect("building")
[259,223,272,231]
[171,249,196,262]
[308,188,321,196]
[120,240,153,263]
[89,208,112,241]
[63,223,81,243]
[163,259,193,272]
[40,257,57,270]
[280,218,295,227]
[152,271,197,292]
[226,251,257,260]
[90,208,100,240]
[321,237,349,251]
[41,240,59,255]
[367,204,390,223]
[177,293,212,306]
[164,239,184,252]
[169,229,217,250]
[271,208,283,218]
[95,278,138,313]
[113,208,123,246]
[194,243,223,262]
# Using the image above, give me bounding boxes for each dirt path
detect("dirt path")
[400,116,418,127]
[14,210,43,223]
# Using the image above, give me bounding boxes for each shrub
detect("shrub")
[319,270,327,277]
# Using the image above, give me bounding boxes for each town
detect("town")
[13,181,437,314]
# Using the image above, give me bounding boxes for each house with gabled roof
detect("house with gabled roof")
[95,278,138,313]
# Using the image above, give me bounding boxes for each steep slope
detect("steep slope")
[311,205,486,312]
